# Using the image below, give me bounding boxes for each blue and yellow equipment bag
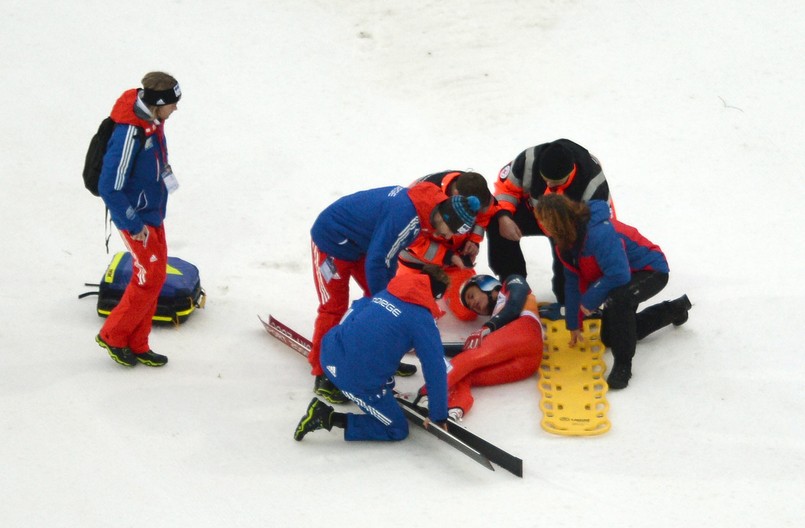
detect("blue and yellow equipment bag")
[81,251,206,325]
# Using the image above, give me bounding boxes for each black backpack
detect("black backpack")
[83,117,143,196]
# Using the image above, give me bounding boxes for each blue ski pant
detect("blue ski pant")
[334,379,409,442]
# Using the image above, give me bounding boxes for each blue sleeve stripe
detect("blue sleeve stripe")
[385,217,420,267]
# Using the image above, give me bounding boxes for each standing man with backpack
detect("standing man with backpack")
[94,72,182,367]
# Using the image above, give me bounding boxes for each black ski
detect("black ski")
[395,394,523,477]
[261,314,523,476]
[396,397,493,471]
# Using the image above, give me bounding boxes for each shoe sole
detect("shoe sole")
[95,335,136,367]
[672,314,689,326]
[294,399,322,441]
[136,356,168,367]
[315,389,349,404]
[673,295,692,326]
[606,375,631,390]
[314,383,349,404]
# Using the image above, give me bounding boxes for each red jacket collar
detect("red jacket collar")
[407,182,449,236]
[386,274,441,317]
[110,89,159,135]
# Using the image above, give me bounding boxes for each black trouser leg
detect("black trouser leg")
[601,295,638,366]
[636,302,675,340]
[601,271,669,365]
[486,218,526,279]
[486,204,543,280]
[550,249,565,304]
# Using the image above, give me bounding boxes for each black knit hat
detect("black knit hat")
[539,142,575,182]
[437,195,481,235]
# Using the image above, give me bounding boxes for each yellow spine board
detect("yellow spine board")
[538,317,611,436]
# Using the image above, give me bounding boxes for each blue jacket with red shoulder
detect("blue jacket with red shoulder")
[400,170,496,269]
[560,200,669,330]
[98,89,169,234]
[320,274,448,422]
[483,275,540,332]
[311,182,448,294]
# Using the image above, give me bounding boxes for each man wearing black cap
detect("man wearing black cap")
[95,72,182,368]
[487,139,613,304]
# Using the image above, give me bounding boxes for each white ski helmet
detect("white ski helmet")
[459,274,502,313]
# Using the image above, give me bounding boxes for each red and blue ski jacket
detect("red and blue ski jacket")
[320,274,448,422]
[483,274,541,332]
[311,182,448,294]
[98,89,169,235]
[560,200,669,330]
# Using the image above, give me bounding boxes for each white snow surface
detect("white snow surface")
[1,1,803,526]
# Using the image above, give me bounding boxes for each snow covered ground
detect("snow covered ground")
[1,1,803,526]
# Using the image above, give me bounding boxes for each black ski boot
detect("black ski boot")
[314,375,348,404]
[135,350,168,367]
[294,398,334,441]
[607,361,632,390]
[395,362,418,377]
[671,295,692,326]
[96,334,137,367]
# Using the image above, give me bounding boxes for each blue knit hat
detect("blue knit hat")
[438,195,481,234]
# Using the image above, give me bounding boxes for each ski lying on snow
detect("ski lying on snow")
[260,314,524,477]
[259,315,491,470]
[259,315,310,358]
[394,393,523,477]
[396,395,493,471]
